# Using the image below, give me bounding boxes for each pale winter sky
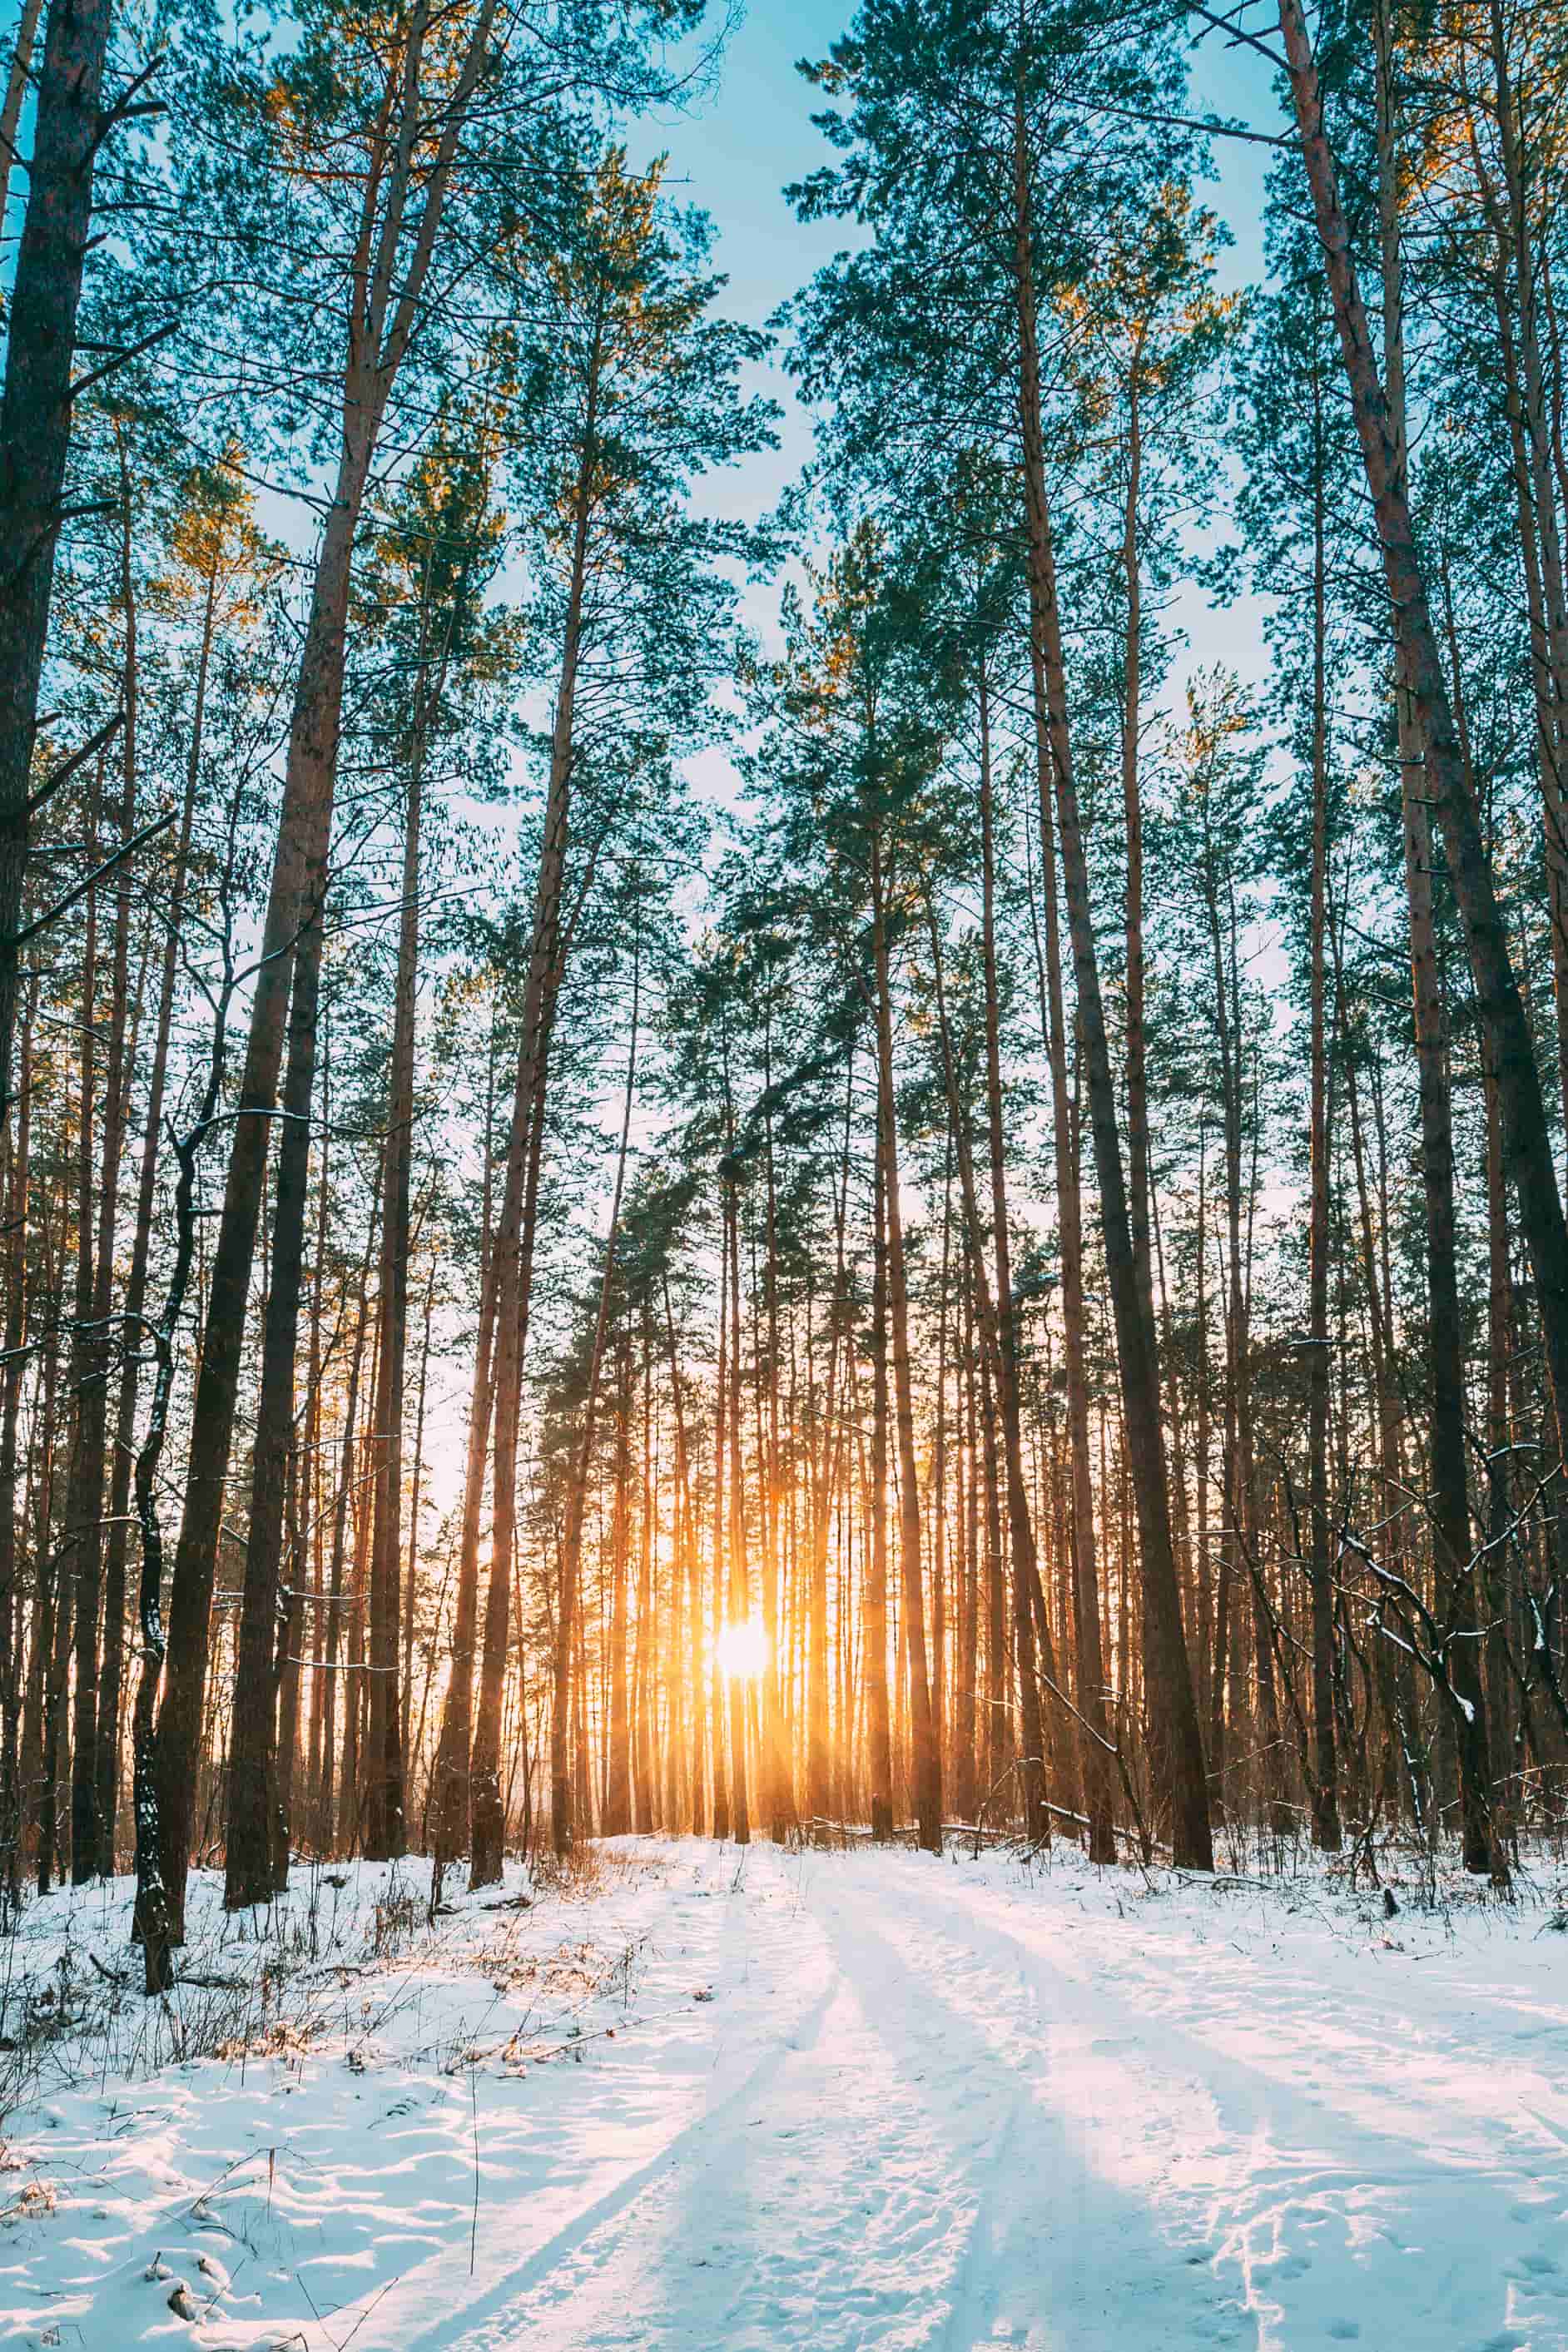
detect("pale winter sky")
[631,2,1286,801]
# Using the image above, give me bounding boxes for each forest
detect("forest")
[14,0,1568,2339]
[3,0,1568,1996]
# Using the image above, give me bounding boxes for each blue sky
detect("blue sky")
[639,1,1283,514]
[650,2,1281,447]
[635,2,1287,796]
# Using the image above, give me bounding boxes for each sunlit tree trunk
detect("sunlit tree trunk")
[865,1150,894,1841]
[157,0,498,1938]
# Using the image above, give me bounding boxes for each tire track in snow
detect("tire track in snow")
[428,1847,979,2351]
[332,1849,824,2350]
[808,1856,1253,2352]
[320,1846,1568,2352]
[821,1856,1568,2352]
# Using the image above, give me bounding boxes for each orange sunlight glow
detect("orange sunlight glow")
[716,1615,770,1682]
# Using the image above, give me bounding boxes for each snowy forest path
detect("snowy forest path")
[22,1842,1568,2349]
[365,1843,1568,2352]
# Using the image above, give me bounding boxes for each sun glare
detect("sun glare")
[716,1615,770,1682]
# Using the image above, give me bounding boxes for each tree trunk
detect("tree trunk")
[808,1050,853,1827]
[1371,22,1498,1874]
[365,677,427,1860]
[66,775,104,1882]
[723,1151,752,1845]
[542,913,638,1866]
[870,819,940,1852]
[225,901,324,1905]
[604,1339,633,1836]
[87,444,141,1872]
[1011,92,1211,1868]
[1305,375,1341,1856]
[0,985,33,1903]
[430,1006,501,1871]
[156,0,496,1938]
[1276,0,1568,1439]
[477,298,603,1880]
[865,1150,894,1841]
[0,0,113,1121]
[97,538,210,1877]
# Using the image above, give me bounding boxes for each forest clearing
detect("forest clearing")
[5,1838,1567,2350]
[3,0,1568,2336]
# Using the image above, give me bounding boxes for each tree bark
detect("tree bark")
[224,881,324,1906]
[96,523,210,1877]
[865,1149,894,1841]
[1276,0,1568,1438]
[1011,89,1211,1868]
[364,660,429,1860]
[1304,364,1341,1856]
[1372,16,1498,1874]
[156,0,497,1937]
[0,0,113,1123]
[869,816,940,1851]
[542,912,638,1865]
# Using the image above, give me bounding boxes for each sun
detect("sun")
[716,1615,770,1682]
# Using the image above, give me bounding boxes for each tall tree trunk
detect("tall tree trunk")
[430,1005,501,1871]
[1305,379,1341,1856]
[723,1133,752,1845]
[474,297,604,1883]
[319,1178,379,1849]
[710,1248,731,1843]
[869,819,940,1852]
[131,916,235,1989]
[955,1269,980,1824]
[97,530,210,1876]
[759,1031,794,1841]
[807,1050,853,1826]
[1121,360,1156,1335]
[401,1258,434,1805]
[364,676,427,1860]
[604,1339,633,1836]
[0,984,33,1903]
[543,914,638,1865]
[634,1315,657,1833]
[663,1273,705,1833]
[156,0,497,1937]
[225,902,324,1905]
[1022,671,1114,1860]
[65,772,105,1883]
[1010,89,1211,1868]
[925,875,1047,1848]
[1373,22,1498,1873]
[87,441,141,1870]
[865,1149,894,1840]
[0,0,113,1120]
[1276,0,1568,1442]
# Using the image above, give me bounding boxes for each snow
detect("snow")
[2,1838,1566,2350]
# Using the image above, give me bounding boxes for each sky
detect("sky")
[625,1,1288,827]
[635,0,1283,523]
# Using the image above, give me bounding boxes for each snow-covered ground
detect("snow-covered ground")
[1,1837,1566,2350]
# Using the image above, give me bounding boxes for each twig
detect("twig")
[469,2071,479,2275]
